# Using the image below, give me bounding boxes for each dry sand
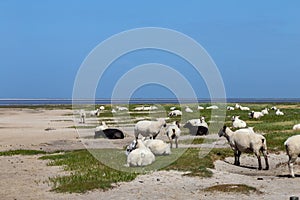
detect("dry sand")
[0,108,300,200]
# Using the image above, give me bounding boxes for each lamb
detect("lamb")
[134,118,167,139]
[231,116,247,128]
[126,139,155,167]
[293,124,300,130]
[284,135,300,177]
[168,110,182,117]
[142,138,171,155]
[249,111,264,119]
[276,109,284,116]
[79,110,86,123]
[261,108,269,115]
[166,121,181,148]
[94,122,124,139]
[218,125,269,170]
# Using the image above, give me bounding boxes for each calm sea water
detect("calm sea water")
[0,98,300,106]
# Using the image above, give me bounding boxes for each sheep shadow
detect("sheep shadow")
[277,174,300,178]
[224,160,258,170]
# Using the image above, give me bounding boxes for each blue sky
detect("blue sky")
[0,1,300,99]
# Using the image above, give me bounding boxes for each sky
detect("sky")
[0,0,300,99]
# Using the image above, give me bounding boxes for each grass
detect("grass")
[204,184,261,195]
[0,149,47,156]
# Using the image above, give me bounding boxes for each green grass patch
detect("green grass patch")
[265,131,300,152]
[0,149,47,156]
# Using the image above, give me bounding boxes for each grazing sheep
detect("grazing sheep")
[79,110,86,123]
[166,121,181,148]
[142,138,171,155]
[94,122,124,139]
[197,105,204,110]
[261,108,269,115]
[276,109,284,116]
[168,110,182,117]
[126,139,155,167]
[284,135,300,177]
[206,105,219,110]
[227,106,235,111]
[293,124,300,130]
[218,125,269,170]
[231,116,247,128]
[185,106,193,113]
[249,111,264,119]
[134,118,167,139]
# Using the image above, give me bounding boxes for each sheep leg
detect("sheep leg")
[263,151,269,170]
[234,150,240,166]
[256,153,262,170]
[175,137,178,148]
[169,137,173,149]
[288,155,297,178]
[236,151,241,166]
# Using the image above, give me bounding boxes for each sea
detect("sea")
[0,98,300,106]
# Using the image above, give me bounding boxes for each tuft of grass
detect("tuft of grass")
[0,149,47,156]
[204,184,262,195]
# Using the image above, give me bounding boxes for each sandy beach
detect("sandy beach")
[0,107,300,200]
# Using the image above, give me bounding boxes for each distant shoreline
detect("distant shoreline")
[0,98,300,106]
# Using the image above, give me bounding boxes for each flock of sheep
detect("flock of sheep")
[78,103,300,178]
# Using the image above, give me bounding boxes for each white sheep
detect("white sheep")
[271,106,277,111]
[134,118,167,139]
[79,110,86,123]
[261,108,269,115]
[227,106,235,111]
[99,105,105,110]
[231,116,247,128]
[126,139,155,167]
[185,106,193,113]
[142,138,171,155]
[168,110,182,117]
[116,106,128,111]
[197,105,204,110]
[284,135,300,177]
[293,124,300,130]
[249,111,264,119]
[235,104,250,111]
[166,121,181,148]
[170,106,176,110]
[276,109,284,116]
[218,125,269,170]
[206,105,219,110]
[90,108,100,116]
[133,106,144,111]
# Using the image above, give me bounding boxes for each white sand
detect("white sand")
[0,108,300,200]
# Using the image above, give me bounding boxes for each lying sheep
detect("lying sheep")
[276,109,284,116]
[134,118,167,139]
[183,117,208,135]
[166,121,181,148]
[116,106,128,111]
[197,105,204,110]
[249,111,264,119]
[168,110,182,117]
[218,125,269,170]
[227,106,235,111]
[206,105,219,110]
[94,122,124,139]
[231,116,247,128]
[126,139,155,167]
[284,135,300,177]
[185,106,193,113]
[261,108,269,115]
[142,138,171,155]
[235,104,250,111]
[90,108,100,116]
[293,124,300,130]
